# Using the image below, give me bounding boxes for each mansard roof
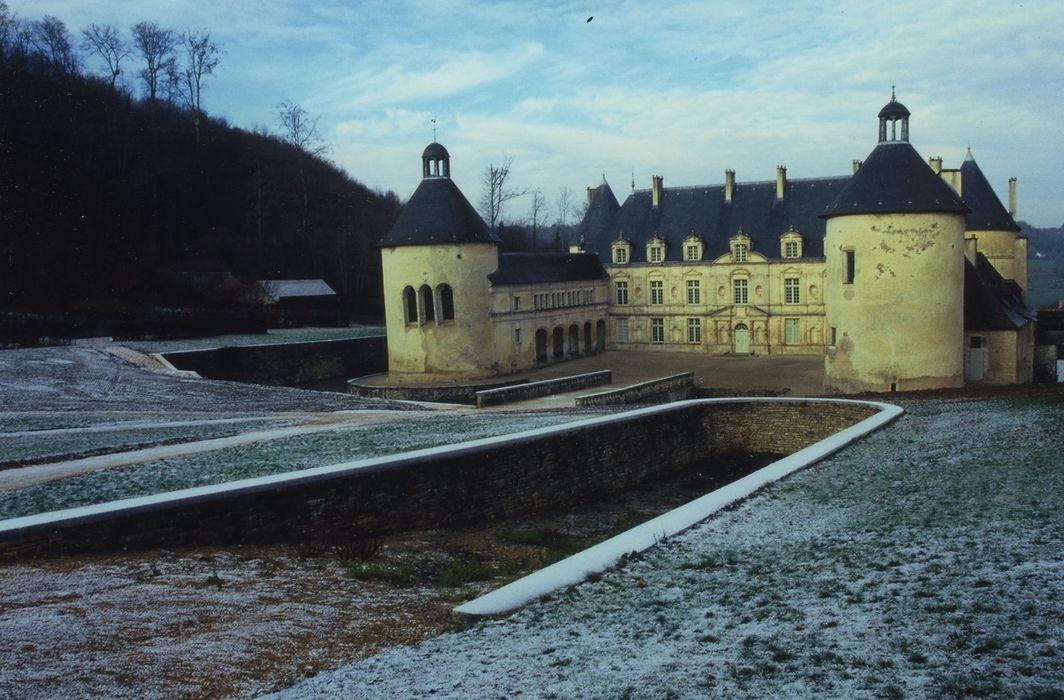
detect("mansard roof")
[964,253,1035,331]
[488,252,609,286]
[379,177,499,247]
[823,142,968,219]
[582,176,848,263]
[960,152,1020,232]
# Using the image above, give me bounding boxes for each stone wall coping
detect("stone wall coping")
[475,370,612,407]
[160,334,386,356]
[455,397,904,617]
[0,398,900,541]
[575,371,694,406]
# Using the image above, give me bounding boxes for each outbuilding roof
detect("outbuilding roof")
[257,279,336,301]
[964,253,1035,331]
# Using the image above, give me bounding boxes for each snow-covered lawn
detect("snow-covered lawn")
[122,326,384,354]
[270,397,1064,700]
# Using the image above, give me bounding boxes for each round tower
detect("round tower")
[379,143,500,377]
[822,95,969,393]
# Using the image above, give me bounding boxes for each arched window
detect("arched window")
[403,286,417,324]
[438,284,454,320]
[420,285,435,323]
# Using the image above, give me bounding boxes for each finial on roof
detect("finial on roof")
[631,171,635,192]
[431,117,437,142]
[891,85,896,101]
[964,146,975,162]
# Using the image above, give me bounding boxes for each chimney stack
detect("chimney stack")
[651,175,663,207]
[725,169,735,203]
[775,165,787,200]
[929,156,943,174]
[586,186,595,207]
[852,160,862,174]
[964,235,979,264]
[1008,177,1017,218]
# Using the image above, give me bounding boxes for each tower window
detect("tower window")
[844,250,856,284]
[420,285,435,323]
[403,286,417,325]
[438,284,455,320]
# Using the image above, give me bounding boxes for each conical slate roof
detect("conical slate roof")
[379,177,499,247]
[822,142,967,219]
[960,151,1020,232]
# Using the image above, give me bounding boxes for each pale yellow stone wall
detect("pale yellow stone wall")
[381,243,498,377]
[604,253,827,355]
[489,281,610,373]
[970,229,1028,293]
[965,327,1035,384]
[824,211,967,392]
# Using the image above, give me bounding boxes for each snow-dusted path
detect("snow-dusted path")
[0,411,412,491]
[268,397,1064,699]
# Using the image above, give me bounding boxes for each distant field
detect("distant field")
[1028,258,1064,309]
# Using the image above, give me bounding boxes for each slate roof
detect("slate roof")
[582,177,849,263]
[579,181,620,243]
[379,177,499,247]
[878,98,911,119]
[959,151,1020,232]
[823,142,968,219]
[257,279,336,301]
[422,142,449,159]
[488,253,609,286]
[964,253,1035,331]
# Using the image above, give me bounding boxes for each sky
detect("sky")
[10,0,1064,227]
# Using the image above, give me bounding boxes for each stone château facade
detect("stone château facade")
[379,95,1034,392]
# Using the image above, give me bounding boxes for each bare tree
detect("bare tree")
[81,24,130,89]
[554,185,574,227]
[479,155,527,233]
[528,189,547,251]
[31,16,78,74]
[169,28,221,145]
[0,1,14,52]
[277,100,329,234]
[131,22,176,101]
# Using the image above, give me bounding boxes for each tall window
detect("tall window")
[733,278,748,305]
[419,285,435,322]
[829,326,837,347]
[686,279,701,305]
[438,284,455,320]
[651,317,664,343]
[784,240,800,259]
[514,328,522,344]
[650,280,664,305]
[511,295,520,312]
[785,318,800,345]
[687,318,701,343]
[844,250,856,284]
[403,286,417,324]
[733,243,748,262]
[784,278,800,304]
[615,280,629,305]
[616,317,629,343]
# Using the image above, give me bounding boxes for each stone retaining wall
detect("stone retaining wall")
[0,399,883,560]
[348,376,530,404]
[162,336,387,386]
[576,372,694,407]
[475,370,612,408]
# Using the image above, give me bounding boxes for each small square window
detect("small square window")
[613,246,629,264]
[649,245,664,263]
[685,244,700,261]
[784,240,800,259]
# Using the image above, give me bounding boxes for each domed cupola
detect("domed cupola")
[877,88,911,144]
[422,142,450,178]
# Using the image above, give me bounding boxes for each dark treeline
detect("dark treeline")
[0,10,399,330]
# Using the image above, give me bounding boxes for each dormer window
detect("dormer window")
[780,228,803,259]
[611,240,632,265]
[647,237,666,264]
[683,236,703,262]
[729,230,753,263]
